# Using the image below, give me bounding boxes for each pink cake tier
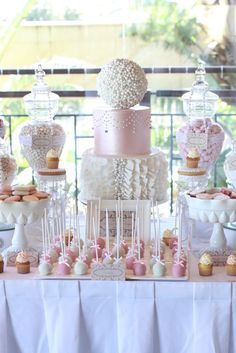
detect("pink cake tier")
[93,106,150,156]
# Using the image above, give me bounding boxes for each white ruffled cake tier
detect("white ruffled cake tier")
[78,148,168,202]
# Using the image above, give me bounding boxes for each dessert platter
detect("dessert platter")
[0,59,236,282]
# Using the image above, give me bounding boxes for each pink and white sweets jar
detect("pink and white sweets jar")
[176,63,224,171]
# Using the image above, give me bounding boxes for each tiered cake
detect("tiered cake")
[79,59,168,202]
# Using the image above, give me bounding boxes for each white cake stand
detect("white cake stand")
[0,199,48,266]
[186,195,236,265]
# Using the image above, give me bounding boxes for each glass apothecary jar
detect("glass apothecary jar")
[224,140,236,188]
[19,65,66,172]
[176,62,224,170]
[0,138,17,185]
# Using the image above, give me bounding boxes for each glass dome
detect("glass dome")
[182,62,218,119]
[23,65,59,121]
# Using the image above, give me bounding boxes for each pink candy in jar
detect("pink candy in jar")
[176,118,224,170]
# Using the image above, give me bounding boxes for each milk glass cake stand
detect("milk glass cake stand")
[0,199,48,266]
[186,195,236,265]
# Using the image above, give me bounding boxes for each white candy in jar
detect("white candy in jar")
[19,122,66,172]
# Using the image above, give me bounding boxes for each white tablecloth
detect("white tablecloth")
[0,279,235,353]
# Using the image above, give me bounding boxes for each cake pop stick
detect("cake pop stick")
[155,202,161,260]
[77,213,81,257]
[177,202,182,262]
[41,217,46,260]
[152,203,157,255]
[116,216,120,259]
[92,217,98,262]
[131,212,134,254]
[137,216,141,260]
[121,199,123,240]
[97,198,101,236]
[105,208,109,251]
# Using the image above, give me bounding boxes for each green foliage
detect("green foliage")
[128,0,204,58]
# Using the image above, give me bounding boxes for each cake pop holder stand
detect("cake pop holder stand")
[186,195,236,265]
[0,200,48,266]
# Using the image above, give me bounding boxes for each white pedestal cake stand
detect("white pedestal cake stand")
[0,199,48,266]
[186,195,236,265]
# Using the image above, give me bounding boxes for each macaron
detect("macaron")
[12,185,36,192]
[12,190,31,196]
[32,191,48,199]
[0,194,10,200]
[4,195,21,202]
[22,195,39,202]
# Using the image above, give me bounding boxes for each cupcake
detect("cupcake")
[46,149,59,169]
[162,229,173,246]
[0,254,4,273]
[16,251,30,274]
[198,253,213,276]
[226,254,236,276]
[186,147,200,168]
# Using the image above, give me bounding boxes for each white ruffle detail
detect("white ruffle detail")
[78,149,168,202]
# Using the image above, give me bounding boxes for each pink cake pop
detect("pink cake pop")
[133,260,146,276]
[57,260,71,275]
[97,237,106,249]
[126,254,136,270]
[172,260,186,277]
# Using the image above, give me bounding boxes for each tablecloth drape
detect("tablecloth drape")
[0,280,235,353]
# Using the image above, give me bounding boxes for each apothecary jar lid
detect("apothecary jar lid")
[23,65,59,121]
[182,61,218,119]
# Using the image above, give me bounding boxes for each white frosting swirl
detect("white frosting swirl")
[46,149,58,158]
[227,254,236,265]
[199,253,213,265]
[16,251,29,263]
[187,147,200,159]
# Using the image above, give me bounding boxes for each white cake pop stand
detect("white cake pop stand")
[0,199,48,266]
[186,194,236,265]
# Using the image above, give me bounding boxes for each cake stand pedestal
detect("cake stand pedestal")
[0,200,48,266]
[186,195,236,265]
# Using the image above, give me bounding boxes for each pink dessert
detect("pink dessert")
[176,118,224,170]
[97,237,106,249]
[169,236,178,249]
[172,261,186,277]
[133,260,146,276]
[134,244,144,258]
[126,255,136,270]
[66,248,77,262]
[81,254,92,268]
[93,106,150,156]
[120,240,129,254]
[57,261,71,275]
[91,245,103,259]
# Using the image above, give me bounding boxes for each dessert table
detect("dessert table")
[0,255,235,353]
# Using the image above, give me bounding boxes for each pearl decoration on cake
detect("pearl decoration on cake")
[97,58,148,109]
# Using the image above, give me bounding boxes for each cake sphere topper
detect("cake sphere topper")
[97,58,148,109]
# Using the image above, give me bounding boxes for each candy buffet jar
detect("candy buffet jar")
[176,63,224,170]
[19,65,66,172]
[224,140,236,188]
[0,138,17,185]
